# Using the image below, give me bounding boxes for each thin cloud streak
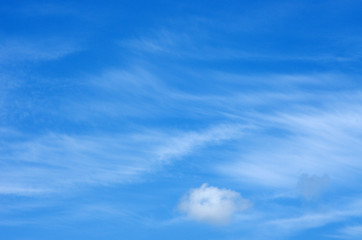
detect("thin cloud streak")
[0,124,242,196]
[268,198,362,232]
[0,38,80,63]
[218,93,362,190]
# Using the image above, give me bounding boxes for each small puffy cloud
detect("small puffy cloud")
[297,174,329,200]
[178,183,251,225]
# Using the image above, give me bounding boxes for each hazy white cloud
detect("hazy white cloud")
[268,198,362,232]
[297,174,329,200]
[0,186,51,196]
[0,38,79,63]
[218,93,362,191]
[340,225,362,238]
[156,124,243,162]
[123,22,355,62]
[123,30,186,54]
[178,183,251,225]
[0,124,241,196]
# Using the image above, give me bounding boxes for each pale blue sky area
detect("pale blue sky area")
[1,1,362,239]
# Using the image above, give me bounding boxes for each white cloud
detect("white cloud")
[340,225,362,238]
[178,183,251,225]
[0,38,79,63]
[155,124,243,162]
[268,198,362,232]
[297,174,329,200]
[218,93,362,190]
[0,124,241,195]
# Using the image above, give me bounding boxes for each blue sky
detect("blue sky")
[1,0,362,239]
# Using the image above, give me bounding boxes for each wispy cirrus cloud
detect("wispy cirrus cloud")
[0,124,242,196]
[0,38,80,64]
[122,18,359,63]
[268,198,362,232]
[338,225,362,239]
[217,91,362,191]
